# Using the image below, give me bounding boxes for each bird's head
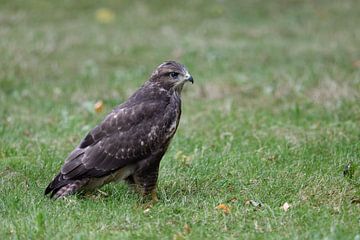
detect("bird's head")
[149,61,194,91]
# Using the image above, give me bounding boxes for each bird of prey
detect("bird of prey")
[45,61,193,200]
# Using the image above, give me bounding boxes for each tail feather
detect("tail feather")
[51,179,88,199]
[45,173,88,199]
[45,173,68,195]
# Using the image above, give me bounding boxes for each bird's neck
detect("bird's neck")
[128,82,173,103]
[173,82,185,96]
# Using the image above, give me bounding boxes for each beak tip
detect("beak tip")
[188,76,194,84]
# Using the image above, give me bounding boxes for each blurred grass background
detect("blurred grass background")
[0,0,359,239]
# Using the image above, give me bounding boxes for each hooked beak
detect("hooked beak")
[174,72,194,92]
[187,75,194,84]
[184,73,194,84]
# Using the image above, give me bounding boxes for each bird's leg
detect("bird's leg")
[131,167,160,202]
[129,155,161,202]
[125,174,151,198]
[132,175,159,202]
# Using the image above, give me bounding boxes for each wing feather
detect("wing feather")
[60,100,167,180]
[63,164,85,179]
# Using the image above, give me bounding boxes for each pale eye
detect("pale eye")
[169,72,179,79]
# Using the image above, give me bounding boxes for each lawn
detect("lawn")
[0,0,359,239]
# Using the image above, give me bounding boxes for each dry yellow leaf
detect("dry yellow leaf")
[94,100,104,113]
[95,8,115,24]
[215,203,230,214]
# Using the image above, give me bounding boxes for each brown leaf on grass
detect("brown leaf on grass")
[183,223,191,234]
[281,202,291,211]
[94,100,104,113]
[215,204,230,214]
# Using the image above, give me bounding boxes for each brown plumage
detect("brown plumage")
[45,61,193,199]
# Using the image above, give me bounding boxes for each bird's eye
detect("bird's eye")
[169,72,179,79]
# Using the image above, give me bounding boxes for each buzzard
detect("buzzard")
[45,61,193,200]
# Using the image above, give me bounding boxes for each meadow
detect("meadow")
[0,0,359,239]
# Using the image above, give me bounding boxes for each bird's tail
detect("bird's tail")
[45,173,88,199]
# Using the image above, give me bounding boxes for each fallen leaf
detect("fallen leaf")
[215,203,230,214]
[95,8,115,24]
[282,202,291,211]
[94,100,104,113]
[143,208,151,214]
[183,223,191,234]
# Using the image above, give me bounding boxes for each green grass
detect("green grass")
[1,0,360,239]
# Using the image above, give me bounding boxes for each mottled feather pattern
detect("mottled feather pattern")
[45,61,193,199]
